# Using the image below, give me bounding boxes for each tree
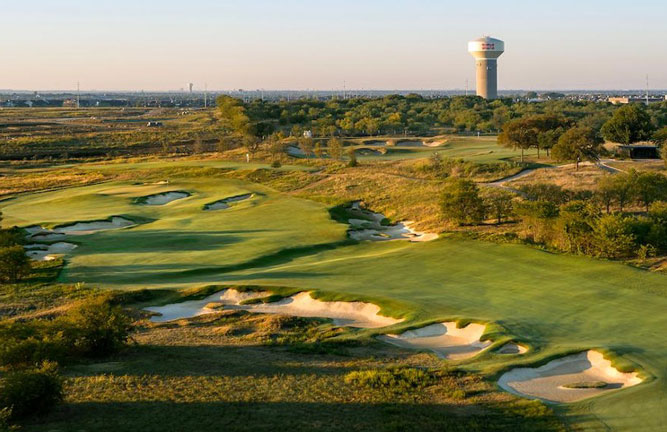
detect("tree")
[441,178,486,225]
[552,126,603,170]
[596,175,616,214]
[634,172,667,212]
[346,147,358,167]
[0,246,31,283]
[268,139,286,162]
[313,142,324,159]
[498,119,536,162]
[610,172,635,212]
[328,138,343,160]
[483,189,514,224]
[601,104,655,144]
[192,135,205,154]
[243,135,261,156]
[298,137,314,158]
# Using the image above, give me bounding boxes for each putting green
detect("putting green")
[2,174,666,431]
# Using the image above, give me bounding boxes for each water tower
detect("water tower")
[468,36,505,99]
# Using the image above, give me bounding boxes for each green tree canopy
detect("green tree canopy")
[601,104,655,144]
[552,126,603,170]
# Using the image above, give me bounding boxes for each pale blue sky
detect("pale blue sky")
[2,0,666,91]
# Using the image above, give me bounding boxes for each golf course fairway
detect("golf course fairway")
[3,174,666,431]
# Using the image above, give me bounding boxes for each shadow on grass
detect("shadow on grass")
[26,400,573,432]
[65,240,354,284]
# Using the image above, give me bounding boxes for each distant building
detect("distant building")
[608,96,665,105]
[303,130,313,138]
[616,143,660,159]
[147,121,163,127]
[62,99,78,107]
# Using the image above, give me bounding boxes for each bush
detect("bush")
[0,295,132,367]
[592,214,636,258]
[345,367,441,393]
[0,362,63,419]
[60,295,132,357]
[0,246,31,284]
[270,160,282,168]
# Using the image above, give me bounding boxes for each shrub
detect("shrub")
[0,246,31,284]
[270,160,282,168]
[345,367,440,393]
[0,362,63,419]
[59,295,132,357]
[592,214,636,258]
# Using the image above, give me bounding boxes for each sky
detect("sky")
[2,0,666,91]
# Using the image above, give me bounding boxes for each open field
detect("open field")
[2,164,666,431]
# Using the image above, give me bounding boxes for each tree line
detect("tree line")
[440,170,667,259]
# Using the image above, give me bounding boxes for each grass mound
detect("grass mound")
[562,381,608,389]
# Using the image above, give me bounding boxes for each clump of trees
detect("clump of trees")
[0,212,30,284]
[498,114,571,161]
[440,170,667,259]
[440,179,513,225]
[513,171,667,258]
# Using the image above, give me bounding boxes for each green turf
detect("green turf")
[354,136,541,163]
[2,174,666,431]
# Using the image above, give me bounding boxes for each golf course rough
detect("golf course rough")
[1,168,665,432]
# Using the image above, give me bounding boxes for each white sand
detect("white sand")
[347,203,436,242]
[378,322,491,360]
[147,288,271,323]
[498,350,643,403]
[143,191,190,205]
[395,140,425,147]
[147,289,401,328]
[54,217,136,235]
[287,146,306,157]
[497,343,528,355]
[24,225,48,235]
[362,140,387,146]
[26,242,77,261]
[205,194,253,211]
[240,291,402,328]
[423,139,447,147]
[30,232,67,241]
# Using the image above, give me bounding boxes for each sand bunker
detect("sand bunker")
[25,242,77,261]
[239,291,402,328]
[498,350,643,403]
[204,193,253,210]
[497,343,528,355]
[146,289,271,323]
[287,145,306,157]
[395,140,425,147]
[347,203,437,242]
[54,216,136,235]
[362,140,387,146]
[24,226,67,241]
[141,191,190,206]
[147,289,401,328]
[378,322,491,360]
[356,148,383,156]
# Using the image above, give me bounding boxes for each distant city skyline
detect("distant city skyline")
[3,0,667,91]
